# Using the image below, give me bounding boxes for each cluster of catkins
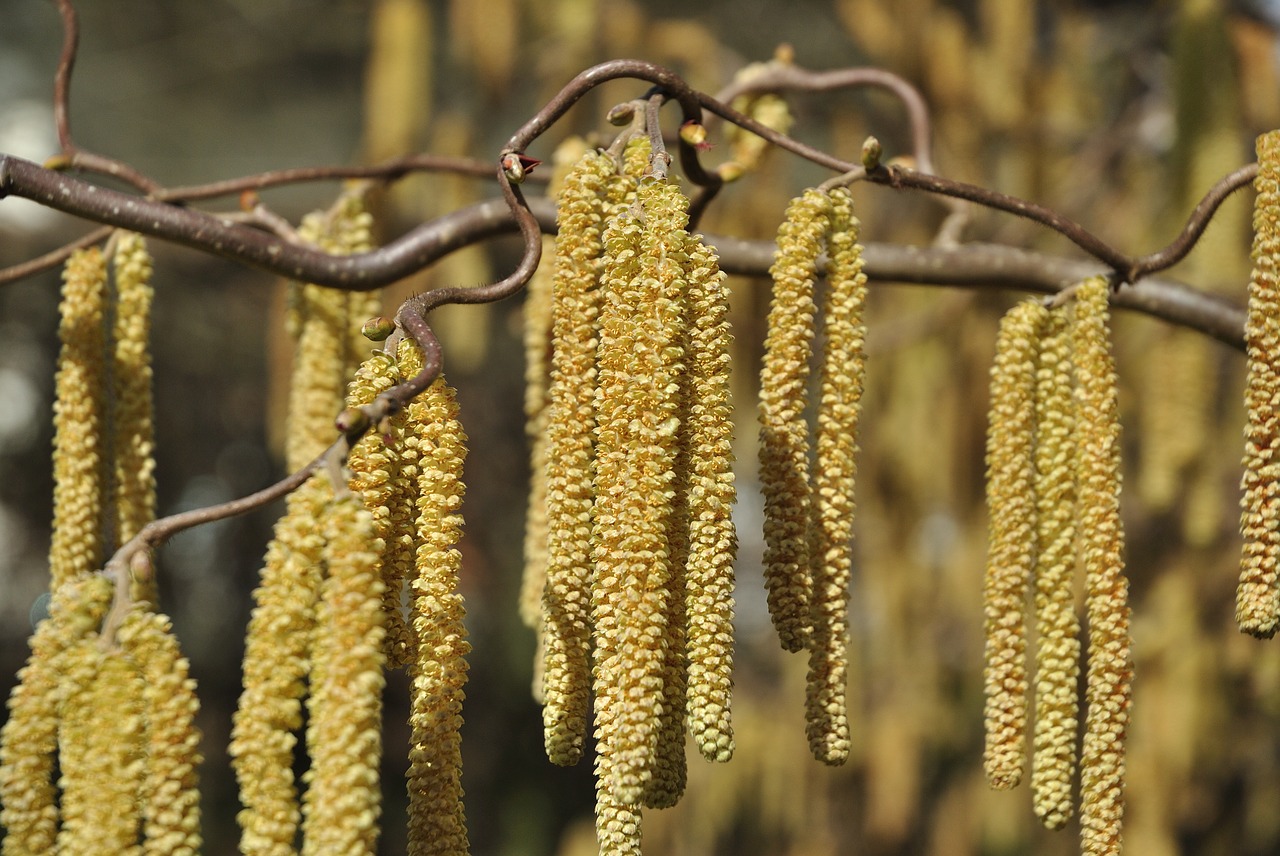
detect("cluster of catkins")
[0,237,202,856]
[979,277,1132,856]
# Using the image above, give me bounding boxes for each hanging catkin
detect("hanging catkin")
[804,185,867,766]
[399,339,471,856]
[1072,276,1132,856]
[542,148,620,766]
[1030,307,1081,830]
[116,606,203,856]
[591,175,685,808]
[1239,129,1280,638]
[759,189,831,653]
[981,298,1047,790]
[50,248,109,589]
[681,222,739,765]
[301,494,386,856]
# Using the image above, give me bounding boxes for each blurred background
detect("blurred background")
[3,0,1280,853]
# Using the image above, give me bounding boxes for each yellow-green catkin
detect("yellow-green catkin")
[116,607,203,856]
[724,53,795,177]
[111,233,157,544]
[1072,276,1132,856]
[111,233,159,604]
[982,298,1048,790]
[682,229,738,765]
[50,247,109,589]
[400,340,470,856]
[759,189,831,653]
[302,494,386,856]
[804,186,866,767]
[346,350,417,669]
[230,477,329,856]
[591,177,686,808]
[542,149,618,765]
[0,573,113,856]
[52,637,105,856]
[1239,130,1280,638]
[71,650,148,854]
[1031,308,1081,830]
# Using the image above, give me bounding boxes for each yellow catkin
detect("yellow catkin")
[400,341,471,856]
[981,298,1048,789]
[591,177,685,808]
[52,637,104,856]
[230,477,328,856]
[1239,129,1280,638]
[724,57,795,175]
[285,193,377,471]
[542,149,619,765]
[1072,276,1132,856]
[521,243,555,633]
[682,231,738,764]
[804,186,866,766]
[69,650,147,854]
[759,189,830,652]
[302,494,386,856]
[346,350,417,669]
[111,233,157,544]
[50,247,109,589]
[1031,308,1081,830]
[595,757,644,856]
[116,607,203,856]
[0,573,112,856]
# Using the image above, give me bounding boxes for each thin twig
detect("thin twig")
[0,225,113,284]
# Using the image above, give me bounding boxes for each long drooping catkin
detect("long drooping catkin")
[804,185,867,767]
[759,189,831,653]
[116,607,203,856]
[346,350,417,669]
[399,341,471,856]
[1030,307,1081,830]
[542,148,618,766]
[302,494,386,856]
[1239,129,1280,638]
[591,176,685,807]
[230,477,328,856]
[981,299,1048,790]
[682,230,738,765]
[50,248,109,589]
[1072,276,1132,856]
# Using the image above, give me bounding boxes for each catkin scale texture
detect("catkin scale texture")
[1239,130,1280,638]
[1072,276,1132,856]
[759,189,831,653]
[981,299,1047,789]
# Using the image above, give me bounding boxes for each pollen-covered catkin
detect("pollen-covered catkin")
[50,247,109,588]
[116,607,203,856]
[52,638,105,856]
[982,298,1048,790]
[591,176,686,807]
[302,494,386,856]
[804,186,866,767]
[682,231,738,765]
[230,477,328,856]
[759,189,831,653]
[400,340,471,856]
[111,233,157,548]
[1072,276,1132,856]
[69,650,147,854]
[1238,129,1280,638]
[0,572,113,856]
[1030,308,1081,830]
[542,148,618,766]
[346,350,417,669]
